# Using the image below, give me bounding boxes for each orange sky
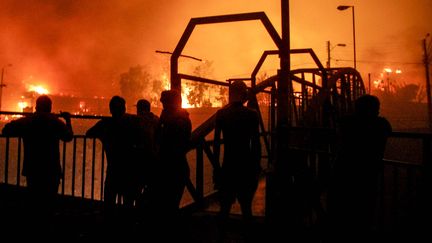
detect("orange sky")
[0,0,431,109]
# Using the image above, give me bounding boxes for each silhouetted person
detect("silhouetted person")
[326,94,392,242]
[2,95,73,236]
[150,90,191,238]
[86,96,142,216]
[213,80,261,235]
[134,99,159,210]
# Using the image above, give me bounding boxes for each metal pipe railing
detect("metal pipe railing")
[0,129,430,219]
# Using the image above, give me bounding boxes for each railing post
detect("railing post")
[72,137,77,197]
[16,138,22,186]
[4,137,9,184]
[82,137,87,198]
[91,138,96,200]
[100,147,105,201]
[61,140,67,195]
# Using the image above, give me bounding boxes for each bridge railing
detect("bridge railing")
[0,132,220,208]
[283,127,431,228]
[0,135,106,201]
[1,128,430,220]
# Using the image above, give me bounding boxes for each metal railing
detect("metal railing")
[0,135,106,201]
[1,129,430,216]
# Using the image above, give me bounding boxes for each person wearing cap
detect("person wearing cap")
[213,81,262,226]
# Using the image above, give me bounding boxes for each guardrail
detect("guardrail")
[1,119,430,225]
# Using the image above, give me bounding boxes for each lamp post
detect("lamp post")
[423,33,432,130]
[0,64,12,111]
[326,41,346,68]
[337,5,356,69]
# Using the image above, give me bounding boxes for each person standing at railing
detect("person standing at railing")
[326,94,392,242]
[149,90,191,239]
[86,96,142,219]
[134,99,159,211]
[1,95,73,233]
[213,80,262,239]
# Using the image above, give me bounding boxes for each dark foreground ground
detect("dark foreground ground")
[0,184,322,243]
[1,183,429,243]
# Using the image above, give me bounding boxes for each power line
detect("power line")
[334,59,422,65]
[155,50,202,62]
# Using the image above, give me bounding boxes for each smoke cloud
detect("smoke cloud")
[0,0,430,110]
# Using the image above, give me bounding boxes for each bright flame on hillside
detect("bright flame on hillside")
[160,72,193,108]
[181,85,193,108]
[27,84,49,95]
[157,73,226,109]
[161,73,170,90]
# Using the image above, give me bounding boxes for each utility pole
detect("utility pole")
[266,0,291,227]
[326,41,331,68]
[0,68,5,111]
[326,41,346,69]
[368,73,371,94]
[423,34,432,130]
[0,64,12,111]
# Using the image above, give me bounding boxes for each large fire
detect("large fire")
[373,67,403,92]
[159,72,221,109]
[27,84,49,95]
[14,84,51,112]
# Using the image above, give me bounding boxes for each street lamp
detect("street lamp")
[422,33,431,129]
[326,41,346,68]
[337,5,356,69]
[0,63,12,111]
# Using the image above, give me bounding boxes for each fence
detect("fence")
[1,128,430,223]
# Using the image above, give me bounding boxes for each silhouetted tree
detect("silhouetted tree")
[395,83,420,102]
[119,65,151,105]
[374,82,423,103]
[216,86,228,106]
[150,76,167,107]
[186,60,214,107]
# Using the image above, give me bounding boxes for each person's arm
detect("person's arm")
[251,111,262,174]
[59,111,73,142]
[1,118,26,137]
[86,120,103,138]
[212,113,222,189]
[180,115,192,153]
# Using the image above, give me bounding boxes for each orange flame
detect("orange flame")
[27,84,49,95]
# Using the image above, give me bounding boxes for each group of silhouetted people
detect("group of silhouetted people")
[85,91,192,227]
[1,81,392,242]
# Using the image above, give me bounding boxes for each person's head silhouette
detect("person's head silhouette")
[136,99,151,115]
[355,94,380,117]
[109,96,126,118]
[160,90,182,110]
[35,95,52,113]
[229,80,248,104]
